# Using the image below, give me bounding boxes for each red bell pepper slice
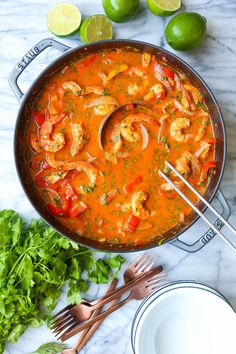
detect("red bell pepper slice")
[32,158,50,171]
[100,188,119,205]
[125,214,140,233]
[163,66,175,80]
[35,169,47,188]
[47,190,71,216]
[31,111,45,126]
[123,176,143,194]
[61,180,75,199]
[69,202,88,217]
[47,203,65,216]
[78,54,98,69]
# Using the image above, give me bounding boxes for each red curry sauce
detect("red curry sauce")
[28,48,215,246]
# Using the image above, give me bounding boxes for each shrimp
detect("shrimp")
[144,83,165,101]
[39,121,65,152]
[45,171,68,184]
[170,118,192,143]
[94,104,116,116]
[182,151,201,174]
[175,156,191,176]
[62,81,81,95]
[29,133,42,153]
[111,124,122,151]
[131,191,150,219]
[45,109,66,125]
[70,123,88,156]
[121,113,159,143]
[105,152,130,165]
[175,151,201,176]
[62,161,98,185]
[127,83,139,96]
[126,66,146,77]
[46,153,64,168]
[195,114,209,142]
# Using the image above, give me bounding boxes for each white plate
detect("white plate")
[131,281,228,350]
[133,285,236,354]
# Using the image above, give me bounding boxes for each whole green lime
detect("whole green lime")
[102,0,139,23]
[165,12,207,51]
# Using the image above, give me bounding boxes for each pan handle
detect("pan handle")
[169,189,231,253]
[8,38,70,102]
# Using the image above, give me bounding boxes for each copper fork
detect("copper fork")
[61,278,119,354]
[51,254,161,336]
[52,255,165,341]
[59,265,165,341]
[51,253,157,336]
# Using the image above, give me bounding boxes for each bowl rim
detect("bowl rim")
[131,280,235,353]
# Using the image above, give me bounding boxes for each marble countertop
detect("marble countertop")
[1,0,236,353]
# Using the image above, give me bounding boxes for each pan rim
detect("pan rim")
[13,39,227,252]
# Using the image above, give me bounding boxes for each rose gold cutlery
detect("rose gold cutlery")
[51,254,165,342]
[61,279,119,354]
[52,254,160,334]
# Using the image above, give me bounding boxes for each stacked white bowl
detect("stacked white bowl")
[131,281,236,354]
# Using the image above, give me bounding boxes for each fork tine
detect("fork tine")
[149,279,166,290]
[53,317,75,334]
[57,321,79,341]
[138,258,156,273]
[146,275,166,287]
[145,273,166,284]
[135,255,152,273]
[50,311,72,328]
[52,304,74,318]
[130,253,148,268]
[51,313,74,331]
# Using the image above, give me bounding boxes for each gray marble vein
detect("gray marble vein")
[0,0,236,353]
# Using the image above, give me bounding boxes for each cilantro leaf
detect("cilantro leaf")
[0,209,125,352]
[31,342,66,354]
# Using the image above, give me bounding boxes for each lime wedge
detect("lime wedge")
[79,15,113,44]
[47,3,82,37]
[147,0,181,16]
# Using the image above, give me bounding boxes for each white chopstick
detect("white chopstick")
[158,162,236,252]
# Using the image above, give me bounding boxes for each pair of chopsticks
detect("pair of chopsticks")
[159,161,236,252]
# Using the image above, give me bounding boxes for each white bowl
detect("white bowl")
[132,282,236,354]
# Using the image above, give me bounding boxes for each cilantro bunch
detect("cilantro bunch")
[0,210,124,353]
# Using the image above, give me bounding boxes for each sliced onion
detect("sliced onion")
[194,142,211,159]
[174,100,194,115]
[140,124,149,151]
[158,116,168,144]
[84,96,119,109]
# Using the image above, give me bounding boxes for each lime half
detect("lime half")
[147,0,181,16]
[79,15,113,44]
[47,3,82,37]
